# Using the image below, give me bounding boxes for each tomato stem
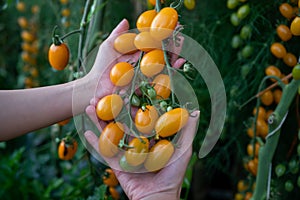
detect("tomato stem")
[60,29,82,41]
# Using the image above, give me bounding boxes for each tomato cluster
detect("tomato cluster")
[102,168,122,200]
[95,3,191,172]
[16,1,40,88]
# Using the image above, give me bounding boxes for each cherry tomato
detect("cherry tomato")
[231,35,243,49]
[256,118,269,138]
[17,17,28,28]
[279,3,295,19]
[241,45,253,58]
[152,74,171,99]
[275,163,286,177]
[240,25,252,40]
[276,24,292,42]
[283,52,297,67]
[247,142,260,157]
[184,0,196,10]
[16,1,26,12]
[21,30,35,43]
[98,122,124,157]
[48,42,70,70]
[265,65,281,82]
[21,52,36,65]
[266,109,273,120]
[102,168,119,187]
[109,186,120,200]
[260,90,274,106]
[58,137,78,160]
[237,180,249,192]
[252,106,267,120]
[155,107,189,138]
[135,105,159,134]
[96,94,123,121]
[134,31,161,52]
[60,0,69,4]
[285,180,294,192]
[237,4,250,19]
[292,64,300,80]
[227,0,239,9]
[61,8,71,17]
[247,127,254,138]
[110,62,134,86]
[148,0,163,6]
[273,89,282,104]
[234,193,244,200]
[31,5,39,14]
[270,42,286,59]
[125,136,149,166]
[290,16,300,36]
[244,192,252,200]
[247,158,258,176]
[136,10,157,32]
[144,139,174,172]
[114,33,137,54]
[150,7,178,41]
[140,49,165,77]
[230,12,241,26]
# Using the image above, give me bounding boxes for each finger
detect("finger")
[85,105,107,130]
[109,19,130,38]
[172,58,186,69]
[84,130,99,153]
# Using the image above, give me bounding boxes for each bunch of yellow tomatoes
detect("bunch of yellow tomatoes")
[95,4,190,172]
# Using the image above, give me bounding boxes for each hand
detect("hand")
[84,110,199,200]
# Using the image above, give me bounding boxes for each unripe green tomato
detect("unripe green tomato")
[289,159,299,174]
[275,164,286,177]
[131,94,141,107]
[230,13,241,26]
[285,180,294,192]
[237,4,250,19]
[147,88,157,99]
[227,0,239,9]
[241,45,253,58]
[292,64,300,80]
[240,25,252,40]
[297,176,300,188]
[231,35,243,49]
[297,143,300,156]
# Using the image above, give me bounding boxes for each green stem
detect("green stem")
[252,79,300,200]
[60,29,82,41]
[155,0,162,12]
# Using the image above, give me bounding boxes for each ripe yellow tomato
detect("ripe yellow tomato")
[276,24,292,41]
[125,136,149,166]
[110,62,134,86]
[252,106,267,120]
[270,42,286,59]
[134,31,161,52]
[135,105,159,134]
[102,168,119,187]
[140,49,165,77]
[152,74,171,99]
[256,118,269,138]
[48,43,70,70]
[155,107,189,137]
[98,122,124,157]
[290,16,300,36]
[150,7,178,41]
[283,52,297,67]
[279,3,295,19]
[58,138,78,160]
[260,90,274,106]
[144,139,174,172]
[265,65,281,82]
[114,33,137,54]
[96,94,123,121]
[136,10,157,32]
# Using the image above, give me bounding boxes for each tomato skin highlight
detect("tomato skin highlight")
[96,94,123,121]
[136,10,157,32]
[155,108,189,138]
[48,43,70,70]
[140,49,165,77]
[98,122,124,158]
[150,7,178,41]
[135,105,159,134]
[125,136,149,166]
[144,139,174,172]
[114,33,137,54]
[110,62,134,86]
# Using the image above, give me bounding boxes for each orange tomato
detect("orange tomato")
[134,32,161,52]
[110,62,134,86]
[273,89,282,104]
[150,7,178,41]
[58,118,71,126]
[98,122,124,157]
[21,30,36,43]
[247,127,254,138]
[16,1,26,12]
[260,90,274,106]
[135,105,159,134]
[148,0,164,6]
[283,52,297,67]
[136,10,157,32]
[58,137,78,160]
[109,186,120,200]
[252,106,267,120]
[96,94,123,121]
[114,33,137,54]
[144,139,174,172]
[17,17,28,28]
[245,192,253,200]
[265,65,281,82]
[48,43,70,70]
[61,8,71,17]
[256,118,269,138]
[155,107,189,137]
[140,49,165,77]
[102,168,119,187]
[247,158,258,176]
[279,3,295,19]
[125,136,149,166]
[247,142,260,157]
[237,180,249,192]
[152,74,171,99]
[290,16,300,36]
[270,42,286,59]
[276,24,292,41]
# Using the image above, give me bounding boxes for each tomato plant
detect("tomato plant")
[283,52,297,67]
[265,65,281,82]
[98,122,124,158]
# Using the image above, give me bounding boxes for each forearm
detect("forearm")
[0,76,95,141]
